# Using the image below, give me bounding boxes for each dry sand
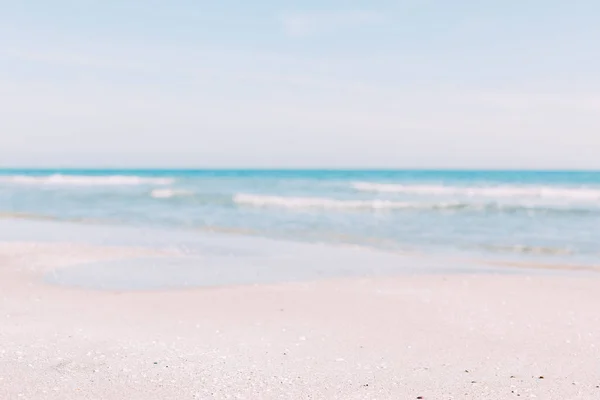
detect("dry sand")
[1,242,600,399]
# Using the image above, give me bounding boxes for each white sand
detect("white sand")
[1,242,600,399]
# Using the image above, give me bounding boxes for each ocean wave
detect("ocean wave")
[150,189,194,199]
[233,193,595,213]
[0,174,173,186]
[352,182,600,201]
[233,194,418,210]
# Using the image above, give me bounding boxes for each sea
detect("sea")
[1,169,599,272]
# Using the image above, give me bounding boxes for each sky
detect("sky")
[1,0,600,169]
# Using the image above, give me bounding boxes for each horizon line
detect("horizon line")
[1,167,600,173]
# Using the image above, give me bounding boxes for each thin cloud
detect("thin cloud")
[279,10,385,37]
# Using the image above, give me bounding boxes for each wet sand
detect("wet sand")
[1,241,600,399]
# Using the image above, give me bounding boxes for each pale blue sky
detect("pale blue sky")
[2,1,600,168]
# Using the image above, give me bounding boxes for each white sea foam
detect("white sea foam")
[233,193,595,213]
[352,182,600,201]
[232,193,499,211]
[234,193,417,210]
[0,174,174,186]
[150,189,193,199]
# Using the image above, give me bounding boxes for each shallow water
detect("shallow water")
[1,169,599,266]
[0,218,579,290]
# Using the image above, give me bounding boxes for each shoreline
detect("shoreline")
[1,217,598,282]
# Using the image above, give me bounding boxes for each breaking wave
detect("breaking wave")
[150,189,194,199]
[232,193,593,213]
[0,174,173,186]
[351,182,600,201]
[234,194,419,210]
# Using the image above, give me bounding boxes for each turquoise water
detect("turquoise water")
[1,169,599,265]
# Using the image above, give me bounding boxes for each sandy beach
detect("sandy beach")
[1,241,599,399]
